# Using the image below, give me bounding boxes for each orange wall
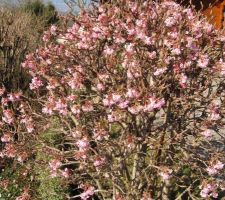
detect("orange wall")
[203,1,225,29]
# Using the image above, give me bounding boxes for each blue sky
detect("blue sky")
[44,0,91,12]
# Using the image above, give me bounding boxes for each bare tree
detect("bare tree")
[0,1,58,92]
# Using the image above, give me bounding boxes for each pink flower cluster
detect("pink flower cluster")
[29,76,43,90]
[93,156,105,170]
[159,168,172,181]
[79,185,95,200]
[206,161,224,176]
[2,109,14,124]
[200,183,218,198]
[49,159,64,177]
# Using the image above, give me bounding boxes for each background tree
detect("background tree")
[23,0,59,26]
[0,0,58,93]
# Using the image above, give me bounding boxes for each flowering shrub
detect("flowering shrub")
[0,88,34,159]
[0,88,37,199]
[21,0,225,199]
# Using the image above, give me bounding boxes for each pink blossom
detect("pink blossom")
[200,183,218,198]
[17,152,28,163]
[94,157,105,168]
[49,159,62,171]
[128,105,143,115]
[50,25,57,35]
[153,67,167,76]
[98,13,107,23]
[79,186,95,200]
[200,129,212,138]
[209,106,220,121]
[66,95,77,102]
[0,179,9,190]
[1,133,12,142]
[20,115,34,133]
[91,31,101,39]
[71,105,81,115]
[74,150,88,160]
[1,97,8,106]
[96,82,105,91]
[125,43,135,54]
[76,138,90,150]
[144,101,155,112]
[82,101,94,112]
[46,78,59,90]
[171,48,181,55]
[204,23,213,34]
[114,36,126,44]
[154,99,165,109]
[135,19,146,28]
[126,88,140,99]
[112,93,122,103]
[163,39,173,48]
[29,77,43,90]
[0,87,5,96]
[214,160,224,170]
[206,167,218,175]
[107,112,120,123]
[136,30,146,41]
[218,60,225,75]
[98,73,109,81]
[197,54,209,68]
[168,31,178,39]
[2,109,14,124]
[173,64,180,74]
[103,95,114,107]
[179,74,188,88]
[92,26,101,33]
[118,100,129,109]
[61,168,70,178]
[200,185,211,198]
[210,112,220,121]
[42,104,54,115]
[16,188,30,200]
[104,46,114,55]
[127,67,142,79]
[54,99,68,115]
[143,36,152,45]
[26,122,34,133]
[127,28,136,37]
[68,73,83,89]
[144,97,165,112]
[46,59,52,65]
[164,16,176,27]
[211,192,218,198]
[70,22,80,34]
[207,160,224,175]
[162,1,181,9]
[8,92,21,102]
[93,129,108,141]
[42,31,51,42]
[148,51,157,59]
[159,169,172,181]
[3,144,16,158]
[183,8,194,20]
[181,61,192,69]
